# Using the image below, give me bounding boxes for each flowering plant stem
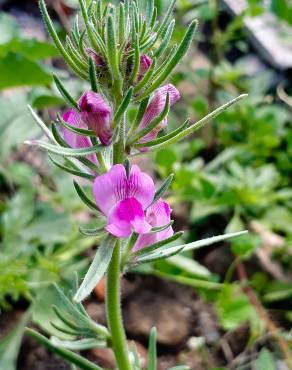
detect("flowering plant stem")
[106,239,131,370]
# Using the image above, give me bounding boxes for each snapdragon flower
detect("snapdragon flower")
[93,164,155,238]
[63,109,98,165]
[138,84,180,145]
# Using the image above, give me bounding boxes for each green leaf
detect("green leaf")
[57,114,95,137]
[51,337,106,351]
[113,88,133,128]
[53,75,80,111]
[106,15,120,81]
[74,235,116,302]
[155,0,176,39]
[0,52,52,89]
[146,0,154,26]
[153,174,174,204]
[49,155,96,181]
[25,328,103,370]
[73,181,100,212]
[129,96,150,135]
[137,20,198,100]
[154,19,175,59]
[39,0,87,79]
[26,139,103,157]
[79,225,105,236]
[128,34,140,85]
[28,105,56,142]
[151,221,174,233]
[148,95,248,150]
[133,58,157,93]
[182,231,248,252]
[135,119,189,149]
[147,328,157,370]
[133,232,184,258]
[88,57,99,93]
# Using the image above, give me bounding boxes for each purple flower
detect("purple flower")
[138,84,180,145]
[93,164,156,238]
[137,55,152,81]
[63,109,98,165]
[133,199,174,252]
[79,91,112,146]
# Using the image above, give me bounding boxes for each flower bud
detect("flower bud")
[79,91,112,146]
[138,84,180,145]
[137,55,152,81]
[86,48,104,66]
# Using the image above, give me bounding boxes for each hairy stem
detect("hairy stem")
[106,240,131,370]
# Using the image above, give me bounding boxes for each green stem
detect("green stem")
[106,240,131,370]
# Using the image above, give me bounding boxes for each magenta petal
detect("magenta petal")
[107,198,151,238]
[79,91,112,146]
[93,164,126,216]
[63,109,98,165]
[133,199,174,252]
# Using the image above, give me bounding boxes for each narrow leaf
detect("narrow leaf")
[26,140,103,157]
[146,0,154,26]
[73,181,100,212]
[137,20,198,101]
[88,57,99,93]
[148,95,248,150]
[113,88,133,128]
[74,235,116,302]
[149,174,174,207]
[51,337,106,351]
[182,231,248,252]
[133,232,184,258]
[148,328,157,370]
[135,119,189,148]
[79,225,105,236]
[28,105,56,142]
[39,0,87,79]
[48,155,95,181]
[53,75,80,111]
[25,329,103,370]
[154,20,175,59]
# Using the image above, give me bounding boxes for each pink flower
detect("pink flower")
[79,91,112,146]
[93,164,156,238]
[137,55,152,81]
[133,199,174,252]
[138,84,180,145]
[63,109,98,165]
